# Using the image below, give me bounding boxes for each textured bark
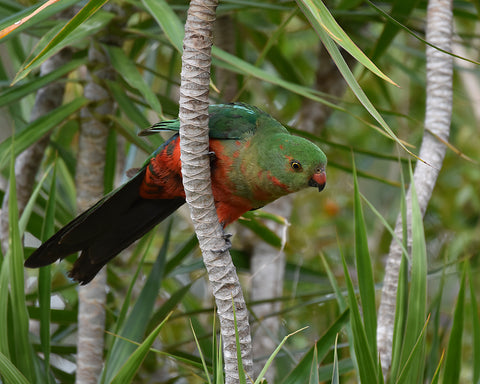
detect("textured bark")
[75,43,114,384]
[0,49,72,254]
[377,0,453,373]
[179,1,253,382]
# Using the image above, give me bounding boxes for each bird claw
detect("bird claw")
[208,151,217,162]
[212,233,232,254]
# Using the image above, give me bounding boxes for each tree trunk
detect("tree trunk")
[75,42,114,384]
[178,1,253,382]
[377,0,453,373]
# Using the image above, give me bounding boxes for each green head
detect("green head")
[240,132,327,206]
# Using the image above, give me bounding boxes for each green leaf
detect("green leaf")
[352,159,377,360]
[0,351,30,384]
[38,161,58,381]
[142,0,184,53]
[111,313,172,384]
[102,223,171,382]
[281,310,349,384]
[0,0,78,43]
[296,0,397,85]
[0,58,85,108]
[7,138,35,381]
[301,19,413,157]
[0,97,88,171]
[254,327,308,384]
[309,343,319,384]
[371,0,421,60]
[190,321,212,384]
[397,167,428,382]
[389,253,408,381]
[13,0,111,83]
[331,335,339,384]
[341,253,378,384]
[395,318,429,384]
[468,262,480,383]
[106,45,164,118]
[442,264,466,384]
[232,300,247,384]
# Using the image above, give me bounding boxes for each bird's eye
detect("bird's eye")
[290,160,303,171]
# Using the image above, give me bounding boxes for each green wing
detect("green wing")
[139,103,266,139]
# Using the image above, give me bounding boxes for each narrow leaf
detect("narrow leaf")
[0,351,30,384]
[13,0,110,83]
[468,262,480,383]
[352,159,377,359]
[8,139,35,381]
[0,98,88,171]
[142,0,184,52]
[442,264,466,384]
[296,0,397,85]
[341,254,378,384]
[111,313,172,384]
[103,223,171,382]
[106,45,164,118]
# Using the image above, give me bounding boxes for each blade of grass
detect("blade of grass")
[13,0,110,83]
[0,0,77,42]
[281,309,350,384]
[8,139,35,381]
[190,320,213,384]
[38,161,58,382]
[106,45,164,119]
[254,327,308,384]
[0,351,30,384]
[102,222,171,383]
[309,343,319,384]
[442,263,466,384]
[397,167,428,382]
[352,158,377,360]
[430,350,445,384]
[468,262,480,383]
[232,299,247,384]
[0,58,85,108]
[111,312,173,384]
[296,0,397,85]
[331,335,339,384]
[341,253,378,384]
[395,315,430,384]
[304,20,413,158]
[388,253,408,381]
[142,0,184,53]
[0,98,88,171]
[371,0,421,61]
[0,258,10,358]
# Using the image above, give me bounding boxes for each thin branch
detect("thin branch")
[377,0,453,374]
[178,0,253,382]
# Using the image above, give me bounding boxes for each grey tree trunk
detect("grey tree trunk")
[377,0,453,373]
[75,43,114,384]
[178,1,253,382]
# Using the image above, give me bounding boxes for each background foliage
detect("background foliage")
[0,0,479,382]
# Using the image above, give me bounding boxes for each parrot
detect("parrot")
[24,103,327,284]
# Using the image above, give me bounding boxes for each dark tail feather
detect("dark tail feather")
[24,169,185,284]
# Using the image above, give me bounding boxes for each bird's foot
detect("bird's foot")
[208,151,216,162]
[212,233,232,254]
